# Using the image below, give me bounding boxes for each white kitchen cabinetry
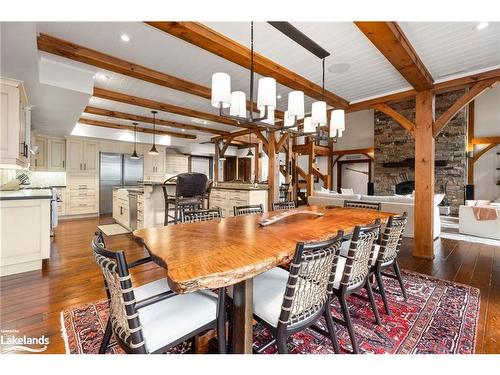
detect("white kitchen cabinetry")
[209,188,268,217]
[165,153,189,175]
[112,189,130,228]
[0,197,50,276]
[66,174,98,215]
[66,137,98,173]
[56,187,66,216]
[30,135,48,170]
[137,193,144,229]
[30,134,66,171]
[0,78,31,168]
[144,146,166,181]
[48,138,66,171]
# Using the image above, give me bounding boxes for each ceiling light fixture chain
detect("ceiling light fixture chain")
[210,22,346,142]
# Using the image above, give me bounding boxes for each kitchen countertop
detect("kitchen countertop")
[212,184,269,191]
[0,189,53,201]
[113,186,145,193]
[20,185,67,189]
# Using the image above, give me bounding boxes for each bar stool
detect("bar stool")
[162,173,208,225]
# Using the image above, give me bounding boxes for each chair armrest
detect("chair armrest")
[128,256,153,268]
[135,290,177,310]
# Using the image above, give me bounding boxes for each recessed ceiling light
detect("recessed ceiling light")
[120,33,130,42]
[475,22,489,30]
[181,129,185,132]
[95,72,110,80]
[203,120,208,124]
[328,63,351,74]
[276,94,282,99]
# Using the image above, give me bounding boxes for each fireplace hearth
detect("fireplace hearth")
[395,180,414,195]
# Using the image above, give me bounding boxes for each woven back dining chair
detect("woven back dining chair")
[93,230,166,353]
[91,233,226,354]
[272,201,296,211]
[180,208,222,223]
[233,204,264,217]
[330,223,381,353]
[252,232,344,354]
[343,200,381,211]
[371,213,408,316]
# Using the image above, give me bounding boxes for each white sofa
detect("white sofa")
[459,205,500,240]
[308,191,444,239]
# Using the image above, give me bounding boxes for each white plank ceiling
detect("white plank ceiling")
[22,21,500,141]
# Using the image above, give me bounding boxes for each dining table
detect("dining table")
[133,205,392,354]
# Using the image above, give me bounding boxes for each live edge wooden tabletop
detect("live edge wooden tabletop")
[133,206,392,293]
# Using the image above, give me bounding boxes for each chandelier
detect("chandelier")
[210,21,346,141]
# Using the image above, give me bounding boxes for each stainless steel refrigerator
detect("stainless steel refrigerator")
[99,152,143,215]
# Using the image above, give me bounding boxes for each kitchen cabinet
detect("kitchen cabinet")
[209,186,268,217]
[0,78,31,168]
[144,146,166,181]
[30,135,48,170]
[29,134,66,171]
[48,138,66,171]
[0,195,51,276]
[112,189,130,229]
[66,174,98,215]
[66,137,98,173]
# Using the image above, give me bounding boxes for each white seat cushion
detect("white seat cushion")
[340,240,350,257]
[252,267,289,328]
[333,256,366,291]
[138,290,217,352]
[371,244,380,266]
[134,278,171,302]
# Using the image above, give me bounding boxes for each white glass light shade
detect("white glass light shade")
[257,77,276,110]
[260,108,275,125]
[211,72,231,108]
[287,91,305,118]
[330,109,346,136]
[229,91,247,117]
[284,110,296,130]
[311,101,327,126]
[303,116,315,133]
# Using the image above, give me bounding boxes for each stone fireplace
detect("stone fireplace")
[395,180,414,195]
[374,90,467,216]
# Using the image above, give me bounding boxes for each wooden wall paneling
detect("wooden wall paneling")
[414,90,435,259]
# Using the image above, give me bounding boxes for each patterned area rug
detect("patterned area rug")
[61,270,479,354]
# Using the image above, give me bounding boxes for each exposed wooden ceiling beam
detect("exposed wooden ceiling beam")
[354,22,434,91]
[332,147,375,156]
[373,103,415,136]
[37,33,276,119]
[346,68,500,113]
[473,143,497,162]
[84,106,229,136]
[433,78,499,137]
[78,118,196,140]
[93,87,243,127]
[471,136,500,145]
[146,22,349,109]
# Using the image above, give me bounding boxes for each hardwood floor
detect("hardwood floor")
[0,216,498,354]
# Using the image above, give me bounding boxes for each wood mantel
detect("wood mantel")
[133,206,391,293]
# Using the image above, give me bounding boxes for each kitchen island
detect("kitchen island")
[210,182,269,217]
[0,189,51,276]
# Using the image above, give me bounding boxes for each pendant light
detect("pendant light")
[130,122,140,159]
[246,132,254,157]
[311,58,327,127]
[148,110,159,155]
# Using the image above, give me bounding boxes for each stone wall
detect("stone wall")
[374,90,467,216]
